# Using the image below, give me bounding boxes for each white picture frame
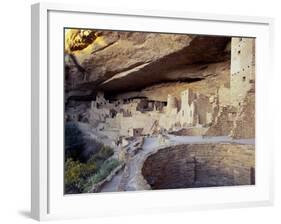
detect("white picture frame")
[31,2,274,221]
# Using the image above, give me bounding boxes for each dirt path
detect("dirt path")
[100,171,124,192]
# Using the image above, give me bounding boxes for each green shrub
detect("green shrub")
[64,158,83,193]
[65,140,116,193]
[100,145,114,158]
[92,159,120,183]
[83,159,121,192]
[65,158,81,185]
[87,145,114,167]
[64,158,97,193]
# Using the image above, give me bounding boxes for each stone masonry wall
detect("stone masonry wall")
[230,37,255,107]
[205,38,255,136]
[142,143,255,189]
[231,89,255,139]
[204,106,237,136]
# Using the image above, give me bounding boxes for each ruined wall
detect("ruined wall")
[179,89,196,126]
[196,93,213,125]
[218,86,231,106]
[89,87,218,137]
[178,89,215,128]
[159,111,178,131]
[85,37,255,138]
[205,106,237,136]
[231,89,255,139]
[230,38,255,107]
[205,37,255,136]
[119,112,161,136]
[142,143,255,189]
[89,106,110,123]
[166,94,178,112]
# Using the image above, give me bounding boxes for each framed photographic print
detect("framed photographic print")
[31,2,274,221]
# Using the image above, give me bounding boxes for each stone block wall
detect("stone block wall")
[230,37,255,107]
[218,86,231,106]
[204,106,237,136]
[142,143,255,190]
[231,89,255,139]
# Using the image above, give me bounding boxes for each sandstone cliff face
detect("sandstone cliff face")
[65,30,255,140]
[65,29,230,98]
[110,61,230,102]
[64,30,255,194]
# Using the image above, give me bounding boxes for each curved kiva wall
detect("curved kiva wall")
[142,143,255,190]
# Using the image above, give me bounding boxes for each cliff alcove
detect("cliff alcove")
[64,29,256,194]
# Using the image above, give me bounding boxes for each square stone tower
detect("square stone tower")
[179,89,196,126]
[230,37,255,107]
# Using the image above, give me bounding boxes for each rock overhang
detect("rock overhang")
[65,30,231,95]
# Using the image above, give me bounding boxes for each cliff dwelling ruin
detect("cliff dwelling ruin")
[64,29,255,194]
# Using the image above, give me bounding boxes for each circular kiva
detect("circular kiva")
[141,143,255,190]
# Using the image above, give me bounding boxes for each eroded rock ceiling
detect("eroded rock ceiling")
[65,29,231,99]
